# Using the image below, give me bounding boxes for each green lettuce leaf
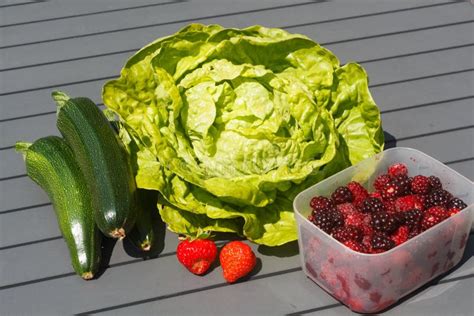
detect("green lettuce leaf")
[103,24,383,246]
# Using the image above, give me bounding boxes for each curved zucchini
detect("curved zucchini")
[16,137,101,280]
[53,91,137,239]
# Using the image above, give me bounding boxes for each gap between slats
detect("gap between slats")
[0,1,463,72]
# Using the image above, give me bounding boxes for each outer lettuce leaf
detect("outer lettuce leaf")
[103,24,384,246]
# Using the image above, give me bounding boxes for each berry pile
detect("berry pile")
[308,163,468,254]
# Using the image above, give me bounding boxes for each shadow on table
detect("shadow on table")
[377,233,474,314]
[384,130,397,149]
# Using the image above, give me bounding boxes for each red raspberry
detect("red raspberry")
[344,210,366,228]
[347,181,369,207]
[394,195,425,212]
[343,240,367,253]
[388,163,408,177]
[411,175,431,194]
[336,202,358,217]
[448,208,460,217]
[369,191,383,200]
[383,198,396,214]
[421,211,446,231]
[426,206,449,219]
[332,225,363,243]
[373,174,392,192]
[391,225,409,246]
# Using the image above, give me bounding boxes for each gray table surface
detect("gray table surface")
[1,0,473,315]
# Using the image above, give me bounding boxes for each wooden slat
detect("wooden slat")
[0,0,176,26]
[0,0,455,69]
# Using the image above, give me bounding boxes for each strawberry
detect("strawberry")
[388,163,408,177]
[347,181,369,207]
[176,236,218,275]
[220,241,256,283]
[394,195,425,212]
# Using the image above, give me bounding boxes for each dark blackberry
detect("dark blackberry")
[371,212,398,234]
[408,227,421,239]
[426,189,452,208]
[310,209,344,233]
[392,175,411,196]
[447,197,468,210]
[428,176,442,191]
[402,209,424,230]
[371,233,395,252]
[332,225,363,243]
[360,197,386,214]
[310,196,335,212]
[331,186,353,204]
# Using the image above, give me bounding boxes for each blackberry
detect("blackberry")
[426,189,452,208]
[311,209,344,233]
[371,234,396,252]
[360,197,386,214]
[392,175,411,196]
[331,186,353,204]
[411,175,431,195]
[447,197,467,210]
[371,212,398,234]
[401,209,423,230]
[310,196,335,212]
[332,225,363,243]
[428,176,442,191]
[408,227,422,239]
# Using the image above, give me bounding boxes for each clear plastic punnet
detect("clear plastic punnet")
[293,147,473,313]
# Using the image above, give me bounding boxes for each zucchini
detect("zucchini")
[127,190,158,252]
[53,91,137,239]
[16,137,101,280]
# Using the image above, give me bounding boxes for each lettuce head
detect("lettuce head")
[102,24,384,246]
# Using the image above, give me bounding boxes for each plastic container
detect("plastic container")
[293,147,473,313]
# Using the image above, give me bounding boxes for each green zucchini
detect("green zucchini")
[53,91,137,239]
[127,190,158,252]
[16,137,101,280]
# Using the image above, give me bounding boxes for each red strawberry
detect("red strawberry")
[347,181,369,207]
[176,238,218,275]
[391,225,409,246]
[388,163,408,177]
[394,195,425,212]
[411,175,431,194]
[220,241,256,283]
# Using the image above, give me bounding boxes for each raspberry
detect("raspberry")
[347,181,369,207]
[373,174,392,192]
[361,197,386,214]
[343,210,366,228]
[391,225,409,246]
[371,234,396,252]
[426,206,449,219]
[336,202,358,217]
[331,186,353,204]
[388,163,408,177]
[369,191,383,199]
[448,208,460,216]
[310,196,335,212]
[411,175,431,194]
[421,212,445,231]
[394,195,425,212]
[426,189,452,208]
[401,209,423,230]
[344,240,366,253]
[310,209,344,233]
[383,198,396,214]
[371,212,398,234]
[428,175,442,191]
[447,197,467,210]
[332,225,363,243]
